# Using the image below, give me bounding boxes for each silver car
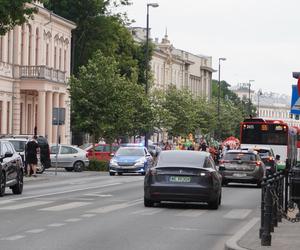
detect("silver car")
[50,144,89,172]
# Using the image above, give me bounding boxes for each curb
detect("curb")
[225,217,260,250]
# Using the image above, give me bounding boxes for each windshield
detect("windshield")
[9,140,27,152]
[116,147,144,157]
[224,153,257,161]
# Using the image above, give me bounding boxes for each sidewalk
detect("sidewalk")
[225,209,300,250]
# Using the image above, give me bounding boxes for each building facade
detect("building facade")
[130,27,214,99]
[0,1,76,143]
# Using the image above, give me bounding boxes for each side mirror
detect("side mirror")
[110,153,115,157]
[146,153,151,157]
[4,151,13,158]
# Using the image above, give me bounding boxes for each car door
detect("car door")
[50,145,63,167]
[59,146,77,168]
[1,142,15,181]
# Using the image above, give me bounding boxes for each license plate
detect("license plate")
[233,173,247,177]
[169,176,191,183]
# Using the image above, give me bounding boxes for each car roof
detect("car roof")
[241,146,272,151]
[226,149,258,154]
[118,146,146,150]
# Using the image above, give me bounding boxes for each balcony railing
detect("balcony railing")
[20,66,66,84]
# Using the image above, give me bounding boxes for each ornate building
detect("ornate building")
[130,27,214,99]
[0,1,76,143]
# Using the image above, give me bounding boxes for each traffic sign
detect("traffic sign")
[290,85,300,115]
[52,107,65,125]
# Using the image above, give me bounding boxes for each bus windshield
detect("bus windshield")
[241,123,287,145]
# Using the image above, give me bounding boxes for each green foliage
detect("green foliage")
[87,159,109,171]
[0,0,37,35]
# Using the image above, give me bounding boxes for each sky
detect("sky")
[118,0,300,96]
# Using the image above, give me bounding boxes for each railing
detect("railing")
[19,66,66,84]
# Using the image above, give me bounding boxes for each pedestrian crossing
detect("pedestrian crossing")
[0,196,254,220]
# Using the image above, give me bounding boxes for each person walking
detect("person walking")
[25,136,39,177]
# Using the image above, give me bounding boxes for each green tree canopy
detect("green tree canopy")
[0,0,37,35]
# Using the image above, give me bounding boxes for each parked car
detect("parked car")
[5,135,51,174]
[86,143,119,161]
[218,149,265,187]
[144,150,222,209]
[0,139,23,196]
[50,144,89,172]
[109,146,153,176]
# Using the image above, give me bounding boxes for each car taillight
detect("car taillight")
[256,161,262,167]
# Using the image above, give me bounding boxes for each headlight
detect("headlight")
[135,159,145,166]
[110,159,118,166]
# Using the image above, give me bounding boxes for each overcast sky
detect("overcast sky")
[120,0,300,96]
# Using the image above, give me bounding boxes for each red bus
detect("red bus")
[240,118,297,170]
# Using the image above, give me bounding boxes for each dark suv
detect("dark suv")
[0,139,23,196]
[6,135,51,174]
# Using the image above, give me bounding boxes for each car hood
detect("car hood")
[113,156,144,162]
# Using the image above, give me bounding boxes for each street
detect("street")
[0,170,260,250]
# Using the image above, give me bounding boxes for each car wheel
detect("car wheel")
[117,172,123,176]
[36,164,45,174]
[208,196,220,210]
[144,197,154,207]
[109,172,115,176]
[65,168,74,172]
[73,161,84,172]
[12,170,23,195]
[257,181,262,188]
[0,171,6,197]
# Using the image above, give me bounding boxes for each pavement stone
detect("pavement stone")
[226,208,300,250]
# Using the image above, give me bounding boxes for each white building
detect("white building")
[130,27,214,99]
[0,1,76,143]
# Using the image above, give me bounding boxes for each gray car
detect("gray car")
[50,144,89,172]
[218,149,265,187]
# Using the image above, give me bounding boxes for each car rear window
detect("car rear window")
[256,150,271,157]
[224,153,256,161]
[9,140,27,152]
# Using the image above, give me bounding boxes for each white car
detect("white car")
[50,144,89,172]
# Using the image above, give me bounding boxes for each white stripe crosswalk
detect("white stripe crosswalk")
[39,202,91,211]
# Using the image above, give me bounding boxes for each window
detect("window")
[59,48,62,70]
[61,146,77,154]
[1,143,9,155]
[35,28,39,65]
[46,43,49,66]
[21,25,25,65]
[0,36,3,61]
[5,142,14,153]
[7,31,11,63]
[7,101,10,134]
[50,146,59,154]
[64,49,67,71]
[54,47,57,69]
[28,24,32,65]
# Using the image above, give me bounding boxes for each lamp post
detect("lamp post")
[144,3,159,148]
[248,80,255,116]
[217,57,226,140]
[257,89,263,117]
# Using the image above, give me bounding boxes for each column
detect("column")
[1,100,7,134]
[59,93,66,143]
[52,92,59,143]
[12,81,21,135]
[45,91,53,143]
[37,91,46,136]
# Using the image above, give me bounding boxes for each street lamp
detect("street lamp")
[257,89,263,117]
[145,3,159,148]
[217,57,226,140]
[248,80,255,116]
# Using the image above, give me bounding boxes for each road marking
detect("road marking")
[0,201,53,210]
[84,193,113,197]
[224,209,252,219]
[175,209,207,217]
[1,235,25,241]
[25,229,46,234]
[169,227,199,231]
[39,202,91,211]
[81,214,96,218]
[6,182,122,201]
[88,200,142,214]
[65,218,82,222]
[131,208,163,215]
[47,223,65,227]
[0,200,14,205]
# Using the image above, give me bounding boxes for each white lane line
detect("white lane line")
[0,201,53,210]
[224,209,252,219]
[39,202,91,211]
[1,235,25,241]
[7,182,122,201]
[81,214,96,218]
[84,193,113,197]
[169,227,199,231]
[0,200,15,205]
[175,209,207,217]
[65,218,82,222]
[88,200,142,214]
[47,223,65,227]
[25,229,46,234]
[131,208,163,216]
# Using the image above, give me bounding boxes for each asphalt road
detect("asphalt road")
[0,170,261,250]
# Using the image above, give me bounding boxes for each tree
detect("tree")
[69,51,152,144]
[0,0,37,35]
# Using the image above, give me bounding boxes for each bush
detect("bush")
[87,159,109,171]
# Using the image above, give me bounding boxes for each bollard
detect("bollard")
[277,172,283,223]
[261,183,272,246]
[259,177,267,239]
[272,174,278,228]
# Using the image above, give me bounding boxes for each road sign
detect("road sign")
[52,108,65,125]
[290,85,300,115]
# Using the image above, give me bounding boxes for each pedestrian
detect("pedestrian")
[25,135,39,177]
[164,141,172,150]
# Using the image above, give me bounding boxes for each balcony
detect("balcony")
[20,66,66,84]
